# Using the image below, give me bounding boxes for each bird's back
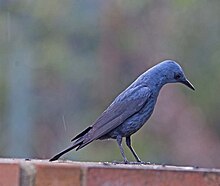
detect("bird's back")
[101,89,157,139]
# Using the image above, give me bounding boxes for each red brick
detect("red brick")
[1,159,220,186]
[0,162,20,186]
[85,166,220,186]
[33,162,81,186]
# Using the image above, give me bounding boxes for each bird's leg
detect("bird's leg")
[116,136,129,164]
[126,136,142,162]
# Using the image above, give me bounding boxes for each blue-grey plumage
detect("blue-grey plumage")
[49,60,195,162]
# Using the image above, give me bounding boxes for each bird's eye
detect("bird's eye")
[174,73,181,80]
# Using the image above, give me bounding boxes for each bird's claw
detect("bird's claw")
[111,160,151,165]
[136,161,151,165]
[124,161,150,165]
[112,160,129,164]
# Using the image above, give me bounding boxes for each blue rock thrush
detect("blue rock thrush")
[49,60,195,163]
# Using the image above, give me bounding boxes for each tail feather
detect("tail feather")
[50,125,95,161]
[71,126,92,142]
[49,140,82,161]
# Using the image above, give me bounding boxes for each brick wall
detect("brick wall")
[0,159,220,186]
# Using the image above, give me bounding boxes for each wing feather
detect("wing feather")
[77,85,151,149]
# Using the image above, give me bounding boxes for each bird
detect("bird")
[49,60,195,163]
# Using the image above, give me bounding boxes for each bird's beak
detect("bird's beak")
[181,79,195,90]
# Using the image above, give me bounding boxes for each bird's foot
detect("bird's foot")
[112,160,130,164]
[111,160,151,165]
[117,161,151,165]
[136,161,151,165]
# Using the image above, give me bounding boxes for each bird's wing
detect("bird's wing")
[77,85,152,149]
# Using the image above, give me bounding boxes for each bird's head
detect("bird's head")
[156,60,195,90]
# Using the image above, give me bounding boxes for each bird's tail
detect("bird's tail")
[49,140,82,161]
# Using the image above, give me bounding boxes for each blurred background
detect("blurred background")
[0,0,220,168]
